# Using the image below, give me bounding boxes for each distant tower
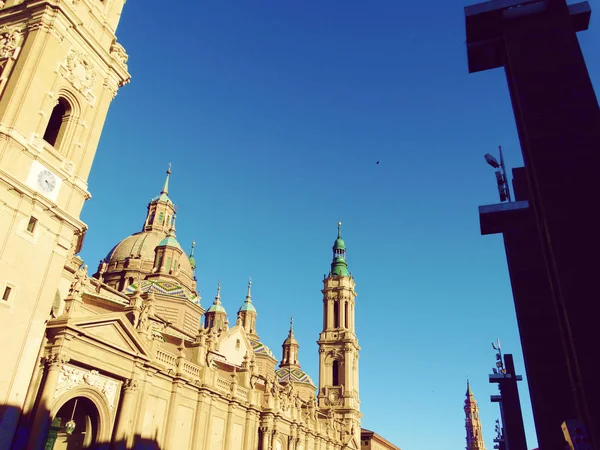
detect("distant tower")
[238,279,258,340]
[318,222,361,445]
[465,381,487,450]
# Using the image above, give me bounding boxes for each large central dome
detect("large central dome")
[97,168,197,296]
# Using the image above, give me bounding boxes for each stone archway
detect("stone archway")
[47,387,113,449]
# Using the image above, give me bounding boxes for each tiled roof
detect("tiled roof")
[275,367,314,385]
[124,280,200,304]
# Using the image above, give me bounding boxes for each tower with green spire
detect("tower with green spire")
[238,279,258,339]
[331,221,350,277]
[317,221,361,445]
[142,165,176,233]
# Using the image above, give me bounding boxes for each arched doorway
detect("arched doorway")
[47,397,100,449]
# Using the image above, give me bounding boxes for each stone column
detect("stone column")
[191,390,207,449]
[113,379,139,448]
[243,408,253,449]
[28,353,70,450]
[163,380,183,448]
[260,426,270,450]
[223,402,234,449]
[202,393,215,449]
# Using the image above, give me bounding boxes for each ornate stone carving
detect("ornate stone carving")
[0,27,21,60]
[54,364,119,409]
[68,264,90,299]
[46,353,70,369]
[123,379,139,392]
[110,41,128,67]
[59,49,97,105]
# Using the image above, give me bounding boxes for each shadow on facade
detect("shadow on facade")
[1,403,163,450]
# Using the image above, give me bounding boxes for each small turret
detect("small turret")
[238,279,258,339]
[143,165,176,233]
[204,283,228,331]
[151,213,183,276]
[280,318,300,369]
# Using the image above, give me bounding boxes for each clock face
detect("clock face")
[37,170,57,193]
[329,391,339,402]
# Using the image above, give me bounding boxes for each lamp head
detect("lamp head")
[485,153,501,168]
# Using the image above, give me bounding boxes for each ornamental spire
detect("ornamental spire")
[280,316,300,369]
[214,282,221,305]
[238,278,257,314]
[162,163,171,195]
[188,240,197,271]
[330,221,349,277]
[238,278,257,336]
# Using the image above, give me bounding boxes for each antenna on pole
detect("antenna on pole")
[498,146,512,202]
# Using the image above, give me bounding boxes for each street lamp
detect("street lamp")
[484,146,512,203]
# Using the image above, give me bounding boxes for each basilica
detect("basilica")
[0,1,399,449]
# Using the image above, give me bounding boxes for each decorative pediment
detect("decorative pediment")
[218,325,253,366]
[67,313,152,359]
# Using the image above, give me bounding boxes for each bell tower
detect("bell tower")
[465,381,487,450]
[317,222,361,445]
[0,0,130,443]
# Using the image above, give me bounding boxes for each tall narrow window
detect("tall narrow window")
[344,302,349,328]
[43,98,71,149]
[158,212,164,224]
[26,216,37,233]
[334,302,340,328]
[332,360,340,386]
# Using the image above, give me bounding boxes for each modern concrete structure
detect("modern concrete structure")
[466,0,600,446]
[479,168,577,450]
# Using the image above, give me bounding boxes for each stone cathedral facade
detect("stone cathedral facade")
[0,1,401,449]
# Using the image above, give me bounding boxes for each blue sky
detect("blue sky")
[79,1,600,449]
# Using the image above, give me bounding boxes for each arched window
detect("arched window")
[158,212,164,224]
[43,98,71,150]
[334,302,340,328]
[332,360,340,386]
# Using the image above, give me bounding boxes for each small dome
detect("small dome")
[103,230,195,291]
[158,235,182,249]
[207,302,226,313]
[284,333,298,345]
[239,301,256,313]
[151,193,173,205]
[333,237,346,250]
[188,255,197,270]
